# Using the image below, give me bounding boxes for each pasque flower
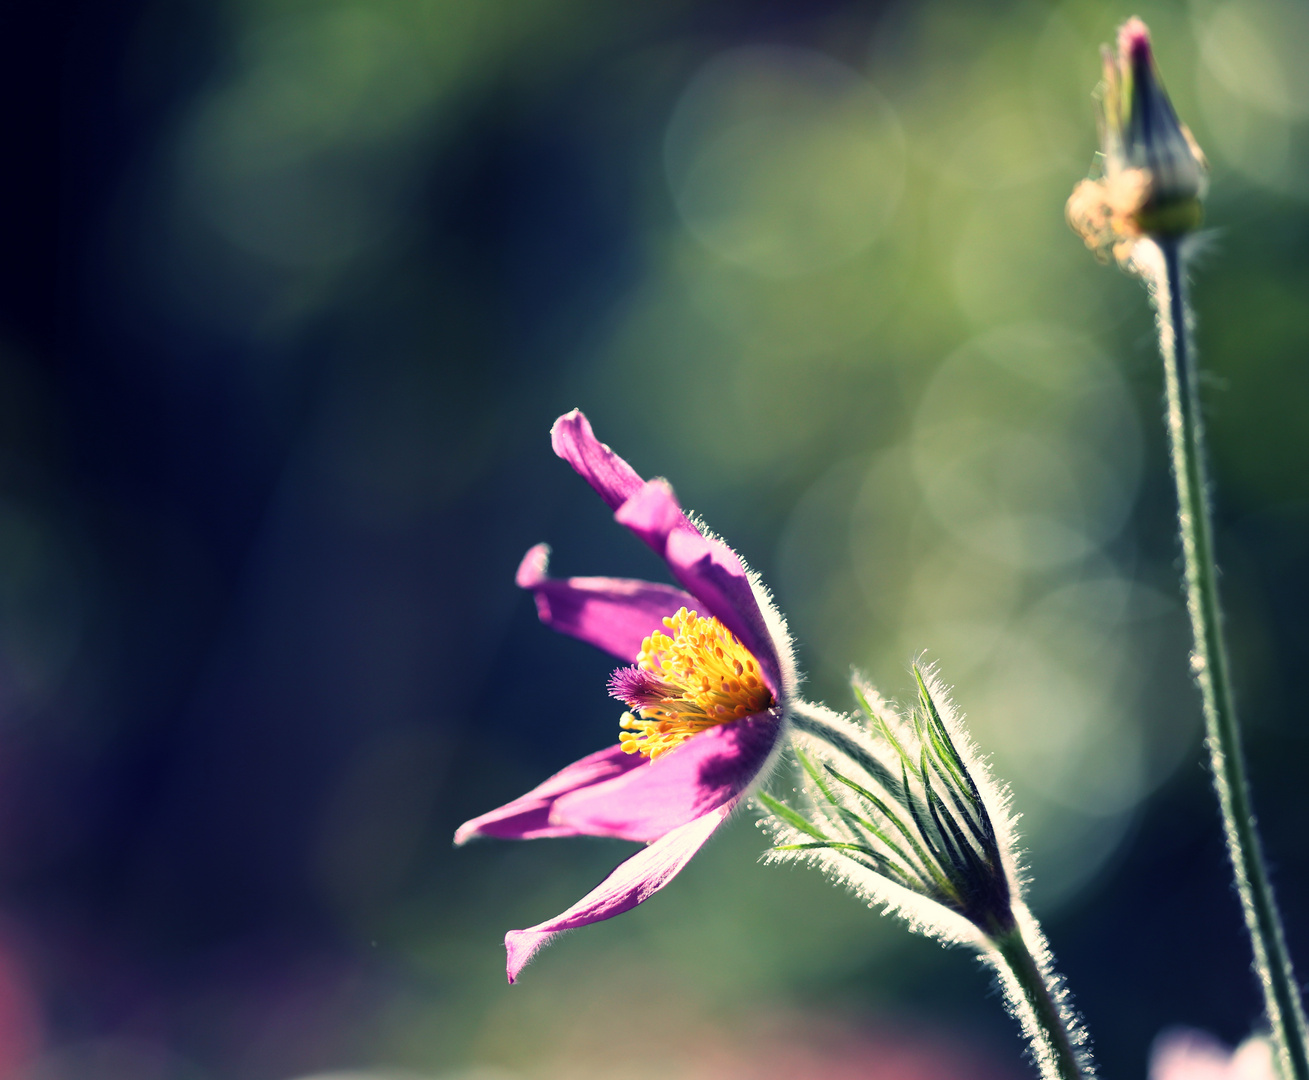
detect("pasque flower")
[455,410,796,982]
[1067,17,1208,265]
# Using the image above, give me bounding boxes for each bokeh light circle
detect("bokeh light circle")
[1199,0,1309,119]
[911,324,1142,569]
[1194,0,1309,196]
[665,46,904,279]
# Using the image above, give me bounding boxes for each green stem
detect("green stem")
[992,925,1089,1080]
[1154,237,1309,1080]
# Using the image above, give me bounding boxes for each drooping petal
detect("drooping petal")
[550,409,645,511]
[615,480,780,694]
[516,544,696,663]
[548,710,783,842]
[453,744,646,845]
[504,804,731,982]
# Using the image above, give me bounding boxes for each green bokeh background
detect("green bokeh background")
[3,0,1309,1077]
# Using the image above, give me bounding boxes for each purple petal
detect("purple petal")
[550,410,645,511]
[614,481,781,695]
[453,744,646,845]
[514,542,553,588]
[612,477,690,551]
[516,544,697,663]
[664,524,782,694]
[548,710,783,842]
[504,804,730,983]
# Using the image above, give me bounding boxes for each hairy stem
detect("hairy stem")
[991,924,1090,1080]
[1153,237,1309,1080]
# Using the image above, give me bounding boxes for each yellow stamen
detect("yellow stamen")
[618,607,774,760]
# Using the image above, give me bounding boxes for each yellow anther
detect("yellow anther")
[618,608,774,760]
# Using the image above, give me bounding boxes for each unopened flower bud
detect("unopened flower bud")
[759,666,1020,943]
[1068,17,1208,265]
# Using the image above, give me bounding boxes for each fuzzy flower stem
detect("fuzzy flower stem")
[991,927,1088,1080]
[1153,237,1309,1080]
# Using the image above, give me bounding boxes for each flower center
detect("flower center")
[610,607,774,760]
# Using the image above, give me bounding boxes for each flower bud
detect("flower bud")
[1068,18,1208,264]
[759,666,1020,943]
[1110,20,1207,217]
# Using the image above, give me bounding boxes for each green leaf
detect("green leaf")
[757,791,830,842]
[914,667,973,792]
[914,665,998,849]
[920,743,967,878]
[822,761,950,897]
[795,748,880,845]
[797,703,906,800]
[930,753,991,850]
[773,842,920,891]
[921,744,988,890]
[854,681,919,782]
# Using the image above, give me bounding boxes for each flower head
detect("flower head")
[1067,18,1208,265]
[455,410,796,982]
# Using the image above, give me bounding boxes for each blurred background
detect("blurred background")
[2,0,1308,1076]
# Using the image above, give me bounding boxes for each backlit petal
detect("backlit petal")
[550,409,645,511]
[453,745,646,845]
[549,710,783,841]
[515,544,696,663]
[615,480,780,695]
[504,805,730,982]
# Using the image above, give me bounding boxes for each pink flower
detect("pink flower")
[1151,1029,1275,1080]
[455,410,796,982]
